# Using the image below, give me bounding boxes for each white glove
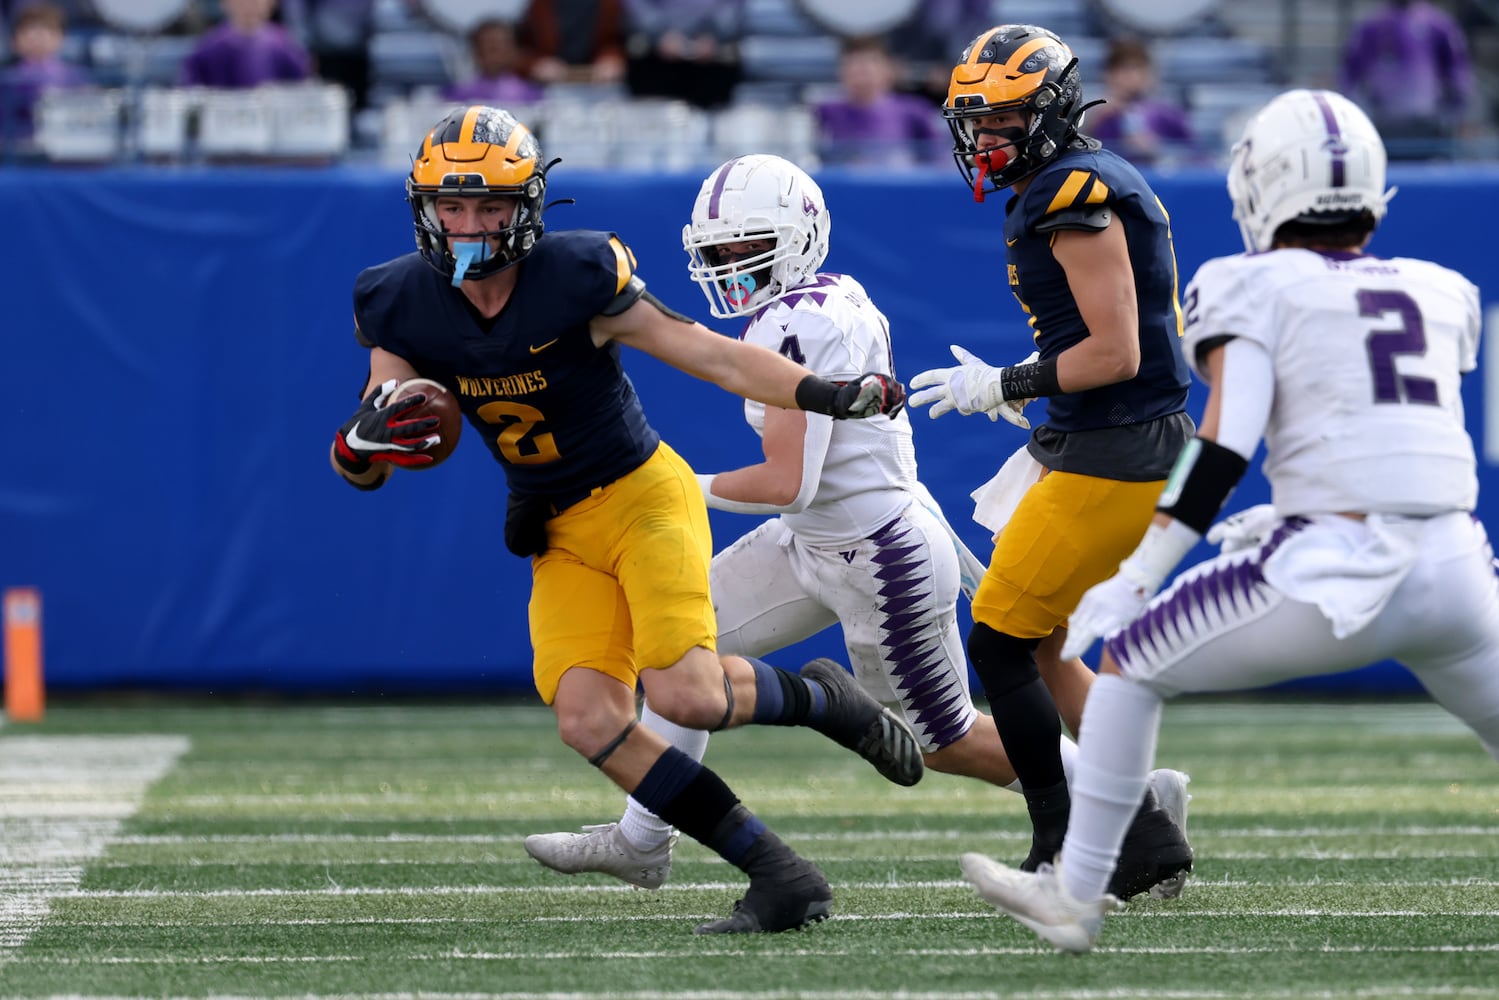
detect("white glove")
[1059,567,1154,661]
[1205,503,1277,554]
[1059,518,1201,661]
[909,345,1036,428]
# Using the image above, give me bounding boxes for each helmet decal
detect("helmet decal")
[704,156,743,220]
[1310,91,1347,188]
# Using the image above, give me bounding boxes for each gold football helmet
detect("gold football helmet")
[407,106,550,280]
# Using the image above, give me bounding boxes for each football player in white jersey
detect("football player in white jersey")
[960,89,1499,953]
[524,153,1191,901]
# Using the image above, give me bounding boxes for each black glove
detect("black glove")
[795,372,906,420]
[834,373,906,419]
[504,492,551,558]
[332,379,440,474]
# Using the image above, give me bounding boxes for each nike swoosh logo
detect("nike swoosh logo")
[529,338,559,354]
[1005,237,1018,246]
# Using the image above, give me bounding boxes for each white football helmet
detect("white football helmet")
[1227,89,1395,252]
[682,154,831,319]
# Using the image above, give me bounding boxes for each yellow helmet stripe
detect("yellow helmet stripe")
[1045,170,1092,215]
[458,106,483,144]
[503,122,533,158]
[997,35,1056,76]
[963,27,1006,68]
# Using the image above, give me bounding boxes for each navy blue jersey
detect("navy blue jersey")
[352,229,660,502]
[1003,145,1191,432]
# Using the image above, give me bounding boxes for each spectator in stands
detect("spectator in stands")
[517,0,627,86]
[179,0,313,89]
[621,0,742,109]
[883,0,993,104]
[1085,38,1197,169]
[444,18,545,107]
[813,35,946,169]
[280,0,375,109]
[0,2,89,149]
[1340,0,1478,159]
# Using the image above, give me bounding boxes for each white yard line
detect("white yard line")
[0,736,188,965]
[54,877,1499,900]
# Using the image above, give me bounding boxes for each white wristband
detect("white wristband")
[1117,518,1202,595]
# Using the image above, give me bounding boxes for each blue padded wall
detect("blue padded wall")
[4,164,1496,694]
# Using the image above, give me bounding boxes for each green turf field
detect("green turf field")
[1,697,1495,998]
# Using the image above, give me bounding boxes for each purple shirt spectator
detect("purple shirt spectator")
[179,23,313,89]
[815,92,945,168]
[1088,100,1196,158]
[0,55,88,140]
[1340,0,1476,124]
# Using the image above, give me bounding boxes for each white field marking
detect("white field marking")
[18,942,1499,967]
[0,736,188,963]
[43,908,1499,930]
[55,877,1499,900]
[34,990,1499,1000]
[104,824,1499,846]
[76,849,1499,869]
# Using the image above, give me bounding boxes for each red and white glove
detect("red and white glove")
[333,379,440,473]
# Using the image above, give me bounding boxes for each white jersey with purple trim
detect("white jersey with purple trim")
[1183,248,1480,517]
[741,272,918,546]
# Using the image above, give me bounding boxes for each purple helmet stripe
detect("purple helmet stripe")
[1311,92,1346,189]
[706,157,741,219]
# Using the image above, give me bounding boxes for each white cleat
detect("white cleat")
[523,823,676,890]
[960,853,1121,954]
[1147,768,1192,838]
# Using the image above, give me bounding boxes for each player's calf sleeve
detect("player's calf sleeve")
[746,657,827,725]
[1062,674,1163,901]
[968,623,1066,792]
[621,703,711,847]
[631,746,769,867]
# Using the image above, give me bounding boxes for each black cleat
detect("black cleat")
[800,658,923,787]
[694,860,833,934]
[1109,799,1193,901]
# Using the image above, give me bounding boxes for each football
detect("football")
[386,377,462,469]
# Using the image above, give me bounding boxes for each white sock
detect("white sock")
[618,702,711,851]
[1003,735,1077,793]
[1060,674,1163,901]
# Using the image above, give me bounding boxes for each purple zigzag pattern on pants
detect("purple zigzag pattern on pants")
[1108,516,1310,674]
[868,515,971,747]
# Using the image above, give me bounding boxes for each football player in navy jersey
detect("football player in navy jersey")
[327,106,913,934]
[907,25,1194,895]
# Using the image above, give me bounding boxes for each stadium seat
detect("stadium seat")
[992,0,1096,41]
[34,88,122,162]
[739,34,843,84]
[711,103,818,167]
[370,31,459,92]
[1158,36,1275,85]
[743,0,821,36]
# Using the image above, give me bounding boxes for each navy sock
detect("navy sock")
[631,746,766,866]
[747,657,827,725]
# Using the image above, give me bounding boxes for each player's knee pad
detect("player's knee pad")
[967,623,1041,697]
